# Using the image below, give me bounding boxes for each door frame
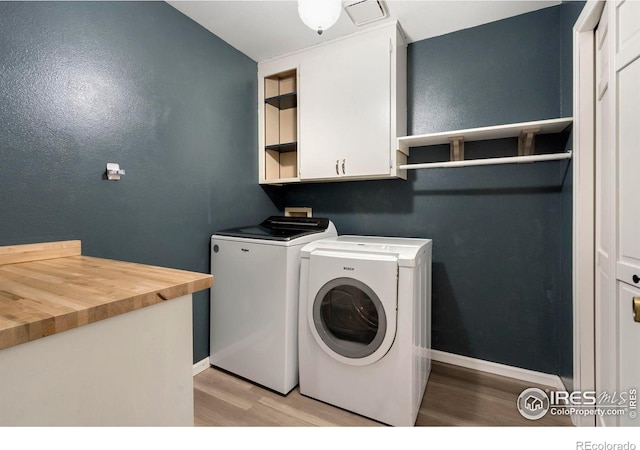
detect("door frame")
[573,0,606,428]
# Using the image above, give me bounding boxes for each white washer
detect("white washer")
[210,216,337,395]
[298,235,432,426]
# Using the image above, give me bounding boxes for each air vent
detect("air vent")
[344,0,387,26]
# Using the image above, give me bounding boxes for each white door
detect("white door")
[299,29,392,180]
[594,5,617,426]
[615,0,640,427]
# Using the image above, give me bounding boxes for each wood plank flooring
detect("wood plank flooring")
[194,361,573,427]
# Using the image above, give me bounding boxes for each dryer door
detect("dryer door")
[307,250,398,366]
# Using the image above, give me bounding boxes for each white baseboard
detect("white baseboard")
[430,349,567,392]
[193,357,210,376]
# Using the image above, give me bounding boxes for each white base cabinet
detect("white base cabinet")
[0,295,193,426]
[258,22,406,185]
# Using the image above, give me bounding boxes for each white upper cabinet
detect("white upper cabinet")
[299,25,397,180]
[257,22,407,184]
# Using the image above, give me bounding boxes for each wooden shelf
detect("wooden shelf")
[398,117,573,152]
[260,176,300,186]
[265,142,297,153]
[397,117,573,170]
[265,93,297,110]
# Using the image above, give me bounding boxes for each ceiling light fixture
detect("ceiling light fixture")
[298,0,342,35]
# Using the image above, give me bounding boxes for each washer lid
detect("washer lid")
[214,216,331,241]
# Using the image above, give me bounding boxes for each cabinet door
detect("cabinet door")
[299,29,392,180]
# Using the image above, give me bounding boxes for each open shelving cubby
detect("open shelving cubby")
[397,117,574,170]
[264,69,298,182]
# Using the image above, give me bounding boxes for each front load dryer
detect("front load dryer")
[210,216,337,395]
[298,236,432,426]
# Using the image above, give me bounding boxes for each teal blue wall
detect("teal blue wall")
[0,1,279,363]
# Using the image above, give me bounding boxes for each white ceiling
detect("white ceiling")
[167,0,561,62]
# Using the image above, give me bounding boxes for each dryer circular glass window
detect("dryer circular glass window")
[312,277,387,359]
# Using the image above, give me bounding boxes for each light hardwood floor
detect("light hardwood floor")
[194,361,573,427]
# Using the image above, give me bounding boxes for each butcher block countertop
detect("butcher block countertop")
[0,240,213,351]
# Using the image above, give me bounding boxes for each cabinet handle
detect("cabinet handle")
[633,275,640,284]
[342,159,346,175]
[336,160,339,175]
[634,297,640,323]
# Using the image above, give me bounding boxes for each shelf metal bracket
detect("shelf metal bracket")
[518,127,540,156]
[449,136,464,161]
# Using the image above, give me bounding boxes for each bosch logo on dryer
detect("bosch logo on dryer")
[343,267,355,271]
